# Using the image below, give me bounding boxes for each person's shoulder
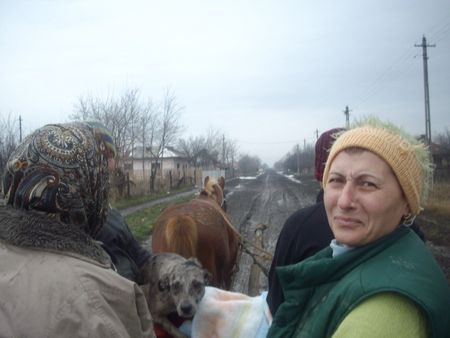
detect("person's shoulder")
[333,292,427,338]
[104,208,127,228]
[71,253,137,290]
[276,201,330,252]
[97,207,132,242]
[282,202,326,230]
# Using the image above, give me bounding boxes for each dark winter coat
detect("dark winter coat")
[267,200,332,315]
[96,208,151,282]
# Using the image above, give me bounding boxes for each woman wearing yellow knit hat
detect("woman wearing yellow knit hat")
[268,116,450,338]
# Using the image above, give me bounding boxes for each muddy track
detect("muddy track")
[226,170,320,294]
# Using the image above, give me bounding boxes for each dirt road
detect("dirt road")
[225,170,320,294]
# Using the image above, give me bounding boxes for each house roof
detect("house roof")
[129,145,187,160]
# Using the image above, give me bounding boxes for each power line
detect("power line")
[235,139,302,145]
[427,12,450,42]
[352,14,450,111]
[236,134,318,145]
[352,47,416,108]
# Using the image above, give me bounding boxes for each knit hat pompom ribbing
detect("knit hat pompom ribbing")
[322,119,433,216]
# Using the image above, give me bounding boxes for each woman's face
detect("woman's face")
[324,150,409,247]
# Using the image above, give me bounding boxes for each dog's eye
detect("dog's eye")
[191,280,203,291]
[172,282,181,294]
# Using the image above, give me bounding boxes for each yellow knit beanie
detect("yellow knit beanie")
[322,119,433,216]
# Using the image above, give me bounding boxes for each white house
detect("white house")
[126,145,192,183]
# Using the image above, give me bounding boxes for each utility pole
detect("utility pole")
[19,115,23,142]
[415,35,435,144]
[315,129,319,140]
[343,106,351,129]
[222,134,225,166]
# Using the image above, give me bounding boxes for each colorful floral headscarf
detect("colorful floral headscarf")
[2,122,116,237]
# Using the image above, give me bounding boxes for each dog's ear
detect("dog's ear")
[204,270,212,285]
[158,274,170,292]
[186,257,203,268]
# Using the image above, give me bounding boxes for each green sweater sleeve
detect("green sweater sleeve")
[332,292,427,338]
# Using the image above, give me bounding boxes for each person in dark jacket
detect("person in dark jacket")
[96,207,151,282]
[94,153,152,283]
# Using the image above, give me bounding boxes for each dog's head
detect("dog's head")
[158,257,210,318]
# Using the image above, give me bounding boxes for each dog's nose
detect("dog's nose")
[180,303,193,316]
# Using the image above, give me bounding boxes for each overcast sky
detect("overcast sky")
[1,0,449,166]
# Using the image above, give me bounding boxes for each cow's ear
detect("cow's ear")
[204,176,210,188]
[158,275,170,291]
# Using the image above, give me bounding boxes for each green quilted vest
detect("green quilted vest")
[267,226,450,338]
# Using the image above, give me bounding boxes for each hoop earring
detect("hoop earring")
[402,213,416,227]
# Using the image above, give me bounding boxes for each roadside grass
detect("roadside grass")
[112,186,194,210]
[124,195,193,241]
[418,177,450,246]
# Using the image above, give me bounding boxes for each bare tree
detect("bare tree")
[277,142,314,174]
[221,136,238,171]
[0,112,21,190]
[177,128,238,171]
[177,136,207,168]
[434,128,450,149]
[238,154,261,176]
[72,87,184,193]
[136,99,158,188]
[71,88,142,168]
[148,88,183,192]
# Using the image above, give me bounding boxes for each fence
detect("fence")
[111,167,229,199]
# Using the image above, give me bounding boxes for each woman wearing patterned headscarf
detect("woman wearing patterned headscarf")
[0,122,155,338]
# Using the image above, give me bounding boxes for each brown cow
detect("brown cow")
[152,176,240,289]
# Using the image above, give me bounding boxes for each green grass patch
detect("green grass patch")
[112,186,194,210]
[124,195,193,241]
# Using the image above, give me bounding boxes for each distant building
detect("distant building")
[124,145,231,191]
[125,145,190,182]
